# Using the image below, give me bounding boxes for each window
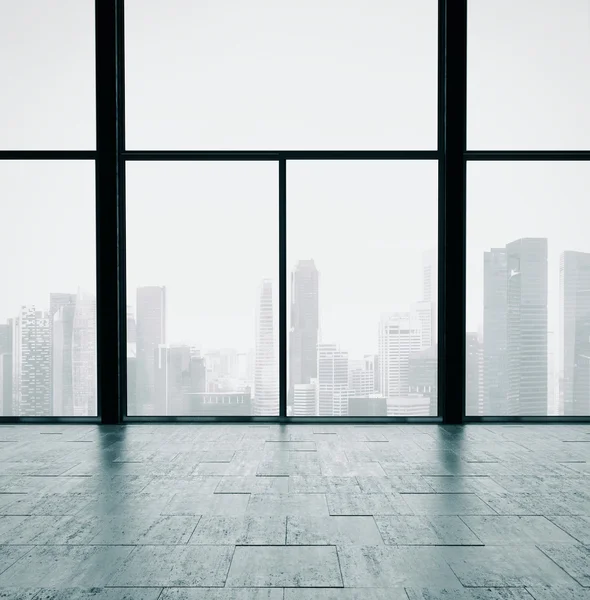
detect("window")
[287,161,438,416]
[0,161,97,416]
[125,0,438,150]
[466,162,590,416]
[125,162,279,416]
[468,0,590,150]
[0,0,95,150]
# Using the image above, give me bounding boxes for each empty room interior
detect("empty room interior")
[0,0,589,598]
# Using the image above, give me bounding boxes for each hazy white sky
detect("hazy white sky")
[1,0,589,364]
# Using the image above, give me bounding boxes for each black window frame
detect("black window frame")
[0,0,588,424]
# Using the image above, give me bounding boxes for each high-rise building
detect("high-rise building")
[155,344,207,415]
[408,345,437,415]
[483,240,548,416]
[466,332,482,416]
[288,260,319,407]
[12,307,51,416]
[293,381,316,416]
[412,300,434,351]
[348,395,387,416]
[254,279,278,415]
[72,289,97,416]
[317,343,349,416]
[423,249,438,346]
[0,320,13,415]
[378,313,423,401]
[127,305,137,345]
[364,354,380,394]
[135,286,166,415]
[348,359,375,397]
[0,354,13,416]
[560,250,590,416]
[483,247,508,415]
[505,238,548,415]
[49,293,76,319]
[183,391,251,416]
[52,303,76,415]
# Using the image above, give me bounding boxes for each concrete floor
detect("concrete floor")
[0,424,588,599]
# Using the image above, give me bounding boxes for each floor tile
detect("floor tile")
[405,590,533,599]
[163,494,250,516]
[356,476,434,494]
[189,516,285,545]
[337,545,461,588]
[402,493,496,515]
[287,516,383,545]
[443,545,581,587]
[247,494,328,516]
[284,590,404,600]
[0,546,30,576]
[160,590,283,600]
[215,477,288,494]
[109,545,234,587]
[526,588,590,599]
[0,546,133,587]
[288,476,361,494]
[548,516,590,544]
[375,515,483,545]
[32,589,163,599]
[461,516,577,545]
[326,493,413,516]
[537,544,590,587]
[225,546,342,587]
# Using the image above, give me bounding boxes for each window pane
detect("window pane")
[126,162,279,416]
[467,162,590,416]
[0,161,96,416]
[468,0,590,150]
[125,0,438,150]
[0,0,96,150]
[287,161,438,416]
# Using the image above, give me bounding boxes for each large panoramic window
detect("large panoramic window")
[0,0,95,150]
[124,0,438,150]
[466,162,590,416]
[126,162,279,416]
[0,162,97,417]
[468,0,590,150]
[287,161,438,416]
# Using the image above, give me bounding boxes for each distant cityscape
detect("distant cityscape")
[1,242,589,417]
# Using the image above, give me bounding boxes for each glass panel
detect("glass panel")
[125,0,438,150]
[0,0,96,150]
[126,162,279,416]
[287,161,438,416]
[468,0,590,150]
[467,162,590,416]
[0,161,97,416]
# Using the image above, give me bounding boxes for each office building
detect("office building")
[560,250,590,416]
[135,286,166,415]
[293,381,317,416]
[12,307,51,416]
[379,313,423,400]
[52,303,76,415]
[288,260,319,407]
[254,279,278,415]
[317,343,349,416]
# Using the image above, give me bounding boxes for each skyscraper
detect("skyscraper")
[155,345,207,415]
[379,313,423,401]
[135,286,166,415]
[466,332,482,416]
[0,321,13,416]
[254,279,278,415]
[12,307,51,416]
[483,247,508,415]
[412,300,434,350]
[505,238,548,415]
[560,250,590,416]
[422,249,438,346]
[48,293,76,411]
[293,381,317,416]
[317,343,349,416]
[408,345,437,415]
[72,289,97,416]
[348,359,375,397]
[52,303,76,415]
[288,260,319,408]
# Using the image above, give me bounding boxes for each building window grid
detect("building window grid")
[1,0,589,423]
